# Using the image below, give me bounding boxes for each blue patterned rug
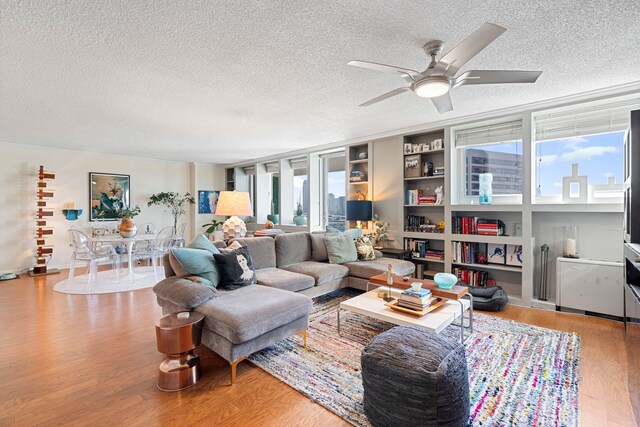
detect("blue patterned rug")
[249,289,581,426]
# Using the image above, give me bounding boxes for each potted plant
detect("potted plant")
[147,192,195,232]
[202,218,224,241]
[116,205,141,238]
[372,214,390,249]
[293,199,306,226]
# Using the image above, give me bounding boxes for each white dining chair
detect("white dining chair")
[67,229,121,290]
[174,223,187,248]
[132,226,175,281]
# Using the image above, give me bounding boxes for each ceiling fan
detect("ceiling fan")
[348,23,542,113]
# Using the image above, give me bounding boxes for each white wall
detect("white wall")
[372,136,403,248]
[190,162,226,237]
[0,142,224,273]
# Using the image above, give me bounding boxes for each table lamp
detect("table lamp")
[346,200,372,229]
[215,191,253,239]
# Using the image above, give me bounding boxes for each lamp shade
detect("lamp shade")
[215,191,253,216]
[346,200,372,221]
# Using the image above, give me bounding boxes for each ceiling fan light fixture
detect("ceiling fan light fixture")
[414,76,450,98]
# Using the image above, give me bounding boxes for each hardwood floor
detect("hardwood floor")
[1,270,638,426]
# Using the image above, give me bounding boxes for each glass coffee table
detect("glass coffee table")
[338,274,473,343]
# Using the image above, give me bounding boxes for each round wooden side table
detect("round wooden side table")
[155,311,205,392]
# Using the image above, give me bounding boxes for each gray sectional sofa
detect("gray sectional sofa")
[234,232,415,298]
[153,231,415,384]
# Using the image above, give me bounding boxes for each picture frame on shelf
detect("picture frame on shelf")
[89,172,130,221]
[487,243,506,265]
[431,139,443,150]
[404,155,421,178]
[506,244,523,267]
[403,143,413,155]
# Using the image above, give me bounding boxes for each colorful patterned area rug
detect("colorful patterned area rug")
[249,289,581,427]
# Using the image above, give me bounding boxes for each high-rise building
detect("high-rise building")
[465,148,523,195]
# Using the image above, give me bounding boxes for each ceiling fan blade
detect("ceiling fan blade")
[454,70,542,87]
[432,23,506,77]
[430,92,453,113]
[348,60,423,81]
[359,87,411,107]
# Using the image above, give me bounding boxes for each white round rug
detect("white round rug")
[53,266,165,295]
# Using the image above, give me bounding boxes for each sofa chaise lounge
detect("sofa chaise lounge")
[153,232,415,383]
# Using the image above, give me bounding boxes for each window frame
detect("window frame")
[452,117,525,205]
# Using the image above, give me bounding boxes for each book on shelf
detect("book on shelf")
[453,267,490,287]
[406,239,429,257]
[422,269,438,280]
[406,189,437,205]
[452,217,505,236]
[451,241,487,264]
[476,219,505,236]
[433,166,445,176]
[405,215,440,233]
[422,250,445,260]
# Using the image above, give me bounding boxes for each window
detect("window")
[293,172,307,215]
[242,166,256,222]
[533,96,639,203]
[321,152,346,231]
[454,120,524,203]
[265,161,279,218]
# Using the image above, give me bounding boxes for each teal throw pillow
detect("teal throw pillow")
[324,234,358,264]
[169,248,220,288]
[188,234,220,254]
[326,225,341,233]
[343,228,363,239]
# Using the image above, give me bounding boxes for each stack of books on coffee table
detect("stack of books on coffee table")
[398,288,436,311]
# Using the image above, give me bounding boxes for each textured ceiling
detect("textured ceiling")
[1,1,639,163]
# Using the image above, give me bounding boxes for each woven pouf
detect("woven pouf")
[361,325,469,427]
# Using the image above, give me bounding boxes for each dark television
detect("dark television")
[624,109,640,244]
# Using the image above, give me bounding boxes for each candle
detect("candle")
[68,202,76,209]
[564,238,577,257]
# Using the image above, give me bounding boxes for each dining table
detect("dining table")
[92,233,158,282]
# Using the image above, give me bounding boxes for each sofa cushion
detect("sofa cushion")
[153,276,218,308]
[196,285,312,344]
[281,261,349,286]
[342,257,415,279]
[310,232,331,262]
[275,232,312,267]
[169,248,220,287]
[324,233,358,264]
[255,268,315,292]
[229,237,277,269]
[354,236,376,261]
[213,246,257,290]
[188,234,221,254]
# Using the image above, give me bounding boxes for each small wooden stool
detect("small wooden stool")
[155,311,204,392]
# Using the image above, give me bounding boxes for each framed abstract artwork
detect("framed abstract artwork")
[89,172,130,221]
[198,190,220,214]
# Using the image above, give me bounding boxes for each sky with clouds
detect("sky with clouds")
[536,131,624,195]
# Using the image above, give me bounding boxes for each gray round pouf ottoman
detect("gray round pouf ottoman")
[361,325,469,427]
